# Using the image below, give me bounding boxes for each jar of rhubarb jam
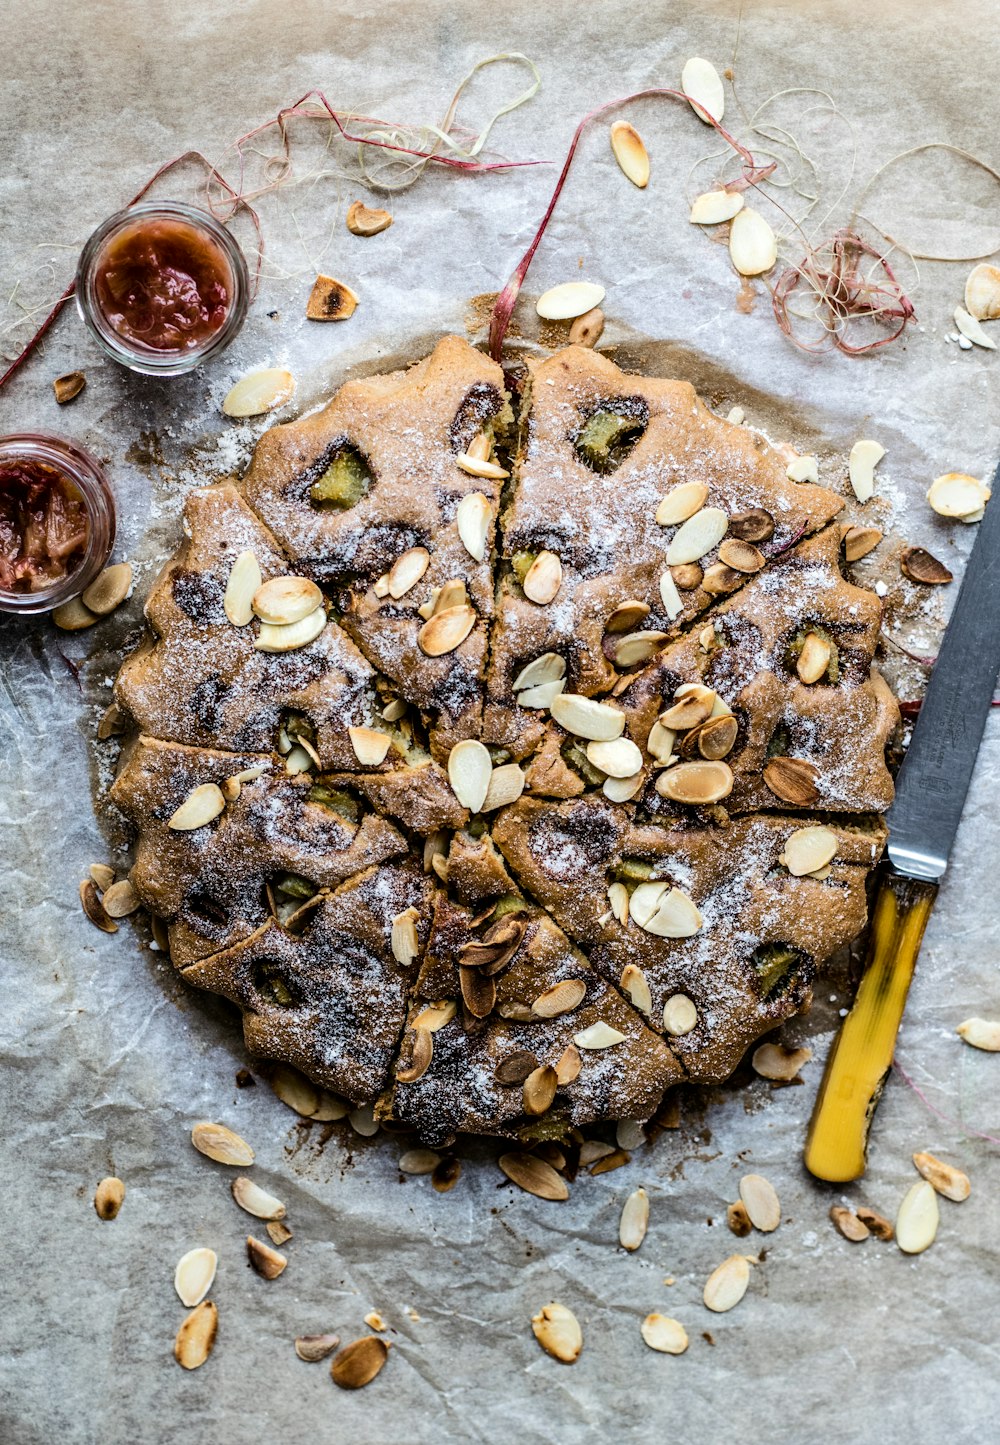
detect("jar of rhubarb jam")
[0,435,115,615]
[76,201,249,375]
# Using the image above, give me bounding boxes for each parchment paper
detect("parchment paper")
[2,2,999,1441]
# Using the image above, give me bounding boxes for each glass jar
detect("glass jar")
[75,200,250,376]
[0,434,116,616]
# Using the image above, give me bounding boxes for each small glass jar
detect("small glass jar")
[75,200,250,376]
[0,434,116,616]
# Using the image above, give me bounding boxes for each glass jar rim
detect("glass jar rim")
[75,200,250,377]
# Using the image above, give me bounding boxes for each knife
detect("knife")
[804,461,1000,1182]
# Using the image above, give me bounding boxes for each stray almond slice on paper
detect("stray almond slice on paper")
[331,1336,389,1389]
[247,1234,287,1279]
[954,305,996,350]
[912,1150,971,1202]
[703,1254,750,1312]
[306,275,359,321]
[536,281,606,320]
[964,263,1000,321]
[900,546,952,585]
[956,1016,1000,1050]
[191,1120,254,1167]
[843,525,883,562]
[641,1314,689,1354]
[223,368,296,417]
[532,1302,582,1363]
[729,208,777,277]
[174,1302,218,1370]
[94,1176,125,1220]
[610,121,650,188]
[53,370,86,404]
[295,1332,340,1362]
[499,1151,569,1201]
[690,189,743,224]
[569,307,604,347]
[82,562,132,616]
[53,596,99,631]
[101,879,139,918]
[739,1173,781,1232]
[681,56,725,123]
[232,1176,287,1220]
[895,1180,939,1254]
[80,879,117,933]
[752,1042,812,1080]
[346,201,392,236]
[830,1205,870,1242]
[619,1188,649,1251]
[175,1247,218,1307]
[927,473,990,521]
[848,439,884,502]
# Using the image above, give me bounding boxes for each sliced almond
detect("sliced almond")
[191,1121,254,1167]
[728,508,775,543]
[532,978,587,1019]
[645,889,703,940]
[495,1051,538,1086]
[82,561,132,616]
[482,762,526,811]
[607,882,630,925]
[52,597,98,630]
[895,1180,939,1254]
[390,906,420,968]
[729,207,777,276]
[551,692,625,742]
[573,1021,626,1050]
[641,1314,689,1354]
[752,1042,812,1080]
[681,56,725,123]
[830,1205,870,1242]
[964,263,1000,320]
[168,783,226,831]
[500,1152,569,1202]
[689,189,743,224]
[255,605,327,653]
[848,439,885,502]
[252,575,322,625]
[603,770,644,802]
[232,1176,286,1220]
[417,603,475,656]
[763,756,820,807]
[455,492,491,563]
[295,1332,341,1362]
[954,305,996,350]
[174,1302,218,1370]
[268,1222,293,1245]
[331,1336,389,1389]
[646,720,677,764]
[857,1207,895,1241]
[536,281,606,320]
[447,739,493,813]
[671,562,704,590]
[796,631,832,685]
[662,993,698,1035]
[702,562,742,596]
[718,538,764,574]
[554,1044,582,1085]
[306,275,358,321]
[956,1016,1000,1050]
[658,692,715,730]
[94,1176,125,1220]
[532,1302,582,1363]
[174,1248,217,1307]
[223,368,295,417]
[666,507,728,566]
[269,1064,320,1118]
[727,1201,752,1237]
[621,963,653,1014]
[779,824,838,876]
[454,451,508,480]
[285,744,313,775]
[606,599,651,633]
[912,1151,971,1202]
[927,472,991,521]
[53,369,86,404]
[619,1188,649,1251]
[703,1255,750,1312]
[221,777,241,802]
[399,1148,442,1175]
[97,701,126,739]
[655,760,733,805]
[380,547,428,600]
[585,737,643,779]
[657,570,683,621]
[348,726,391,766]
[523,1064,559,1116]
[513,653,566,691]
[522,550,563,605]
[655,480,709,527]
[739,1173,781,1232]
[628,881,668,928]
[900,546,953,585]
[101,879,139,918]
[247,1234,287,1279]
[610,121,650,187]
[843,525,883,562]
[696,714,738,760]
[569,307,604,347]
[727,406,746,424]
[786,455,819,484]
[396,1027,433,1083]
[346,200,392,236]
[613,630,668,667]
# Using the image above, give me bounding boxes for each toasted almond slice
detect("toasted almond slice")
[646,720,677,764]
[727,1200,752,1236]
[396,1026,433,1083]
[191,1120,254,1167]
[346,200,392,236]
[641,1314,689,1354]
[621,963,653,1014]
[729,207,777,276]
[613,630,668,667]
[466,432,493,464]
[348,726,391,766]
[390,906,420,967]
[268,1220,293,1243]
[896,1180,939,1254]
[610,121,650,187]
[739,1173,781,1232]
[797,631,832,685]
[606,599,651,633]
[956,1016,1000,1050]
[763,756,820,806]
[586,737,643,778]
[848,439,885,502]
[752,1042,812,1080]
[702,562,742,596]
[89,863,115,892]
[385,547,429,600]
[255,605,326,653]
[532,978,587,1018]
[655,480,709,526]
[455,491,491,562]
[175,1248,217,1306]
[964,263,1000,320]
[843,525,883,562]
[607,881,630,925]
[703,1254,750,1312]
[718,539,764,574]
[97,701,126,739]
[554,1044,582,1086]
[94,1176,125,1220]
[954,305,997,349]
[671,562,704,590]
[523,1064,559,1116]
[53,370,86,404]
[532,1302,582,1362]
[269,1064,320,1117]
[168,783,226,831]
[295,1332,341,1362]
[655,760,733,805]
[569,307,604,347]
[500,1152,569,1201]
[435,578,469,613]
[603,770,644,802]
[689,188,743,224]
[223,368,295,417]
[399,1148,442,1175]
[856,1207,895,1240]
[231,1176,286,1220]
[448,739,493,812]
[645,889,703,940]
[221,777,241,802]
[696,714,738,760]
[666,506,729,565]
[682,56,725,123]
[830,1205,870,1242]
[252,575,323,625]
[454,451,508,480]
[551,692,626,741]
[662,993,699,1035]
[927,472,991,520]
[248,1234,288,1279]
[412,999,456,1033]
[786,455,819,484]
[482,762,526,811]
[779,824,838,876]
[573,1021,626,1050]
[536,281,606,320]
[331,1336,389,1389]
[619,1188,650,1251]
[522,550,563,605]
[513,652,566,691]
[495,1050,539,1086]
[174,1302,218,1370]
[101,879,139,918]
[912,1150,971,1202]
[82,562,132,616]
[417,603,476,656]
[517,679,566,709]
[900,546,953,585]
[52,596,99,630]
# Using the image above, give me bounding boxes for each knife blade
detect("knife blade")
[805,460,1000,1182]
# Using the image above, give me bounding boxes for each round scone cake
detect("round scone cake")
[110,336,898,1146]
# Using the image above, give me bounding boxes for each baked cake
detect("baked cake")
[110,336,896,1144]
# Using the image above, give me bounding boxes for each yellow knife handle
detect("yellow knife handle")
[804,868,938,1183]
